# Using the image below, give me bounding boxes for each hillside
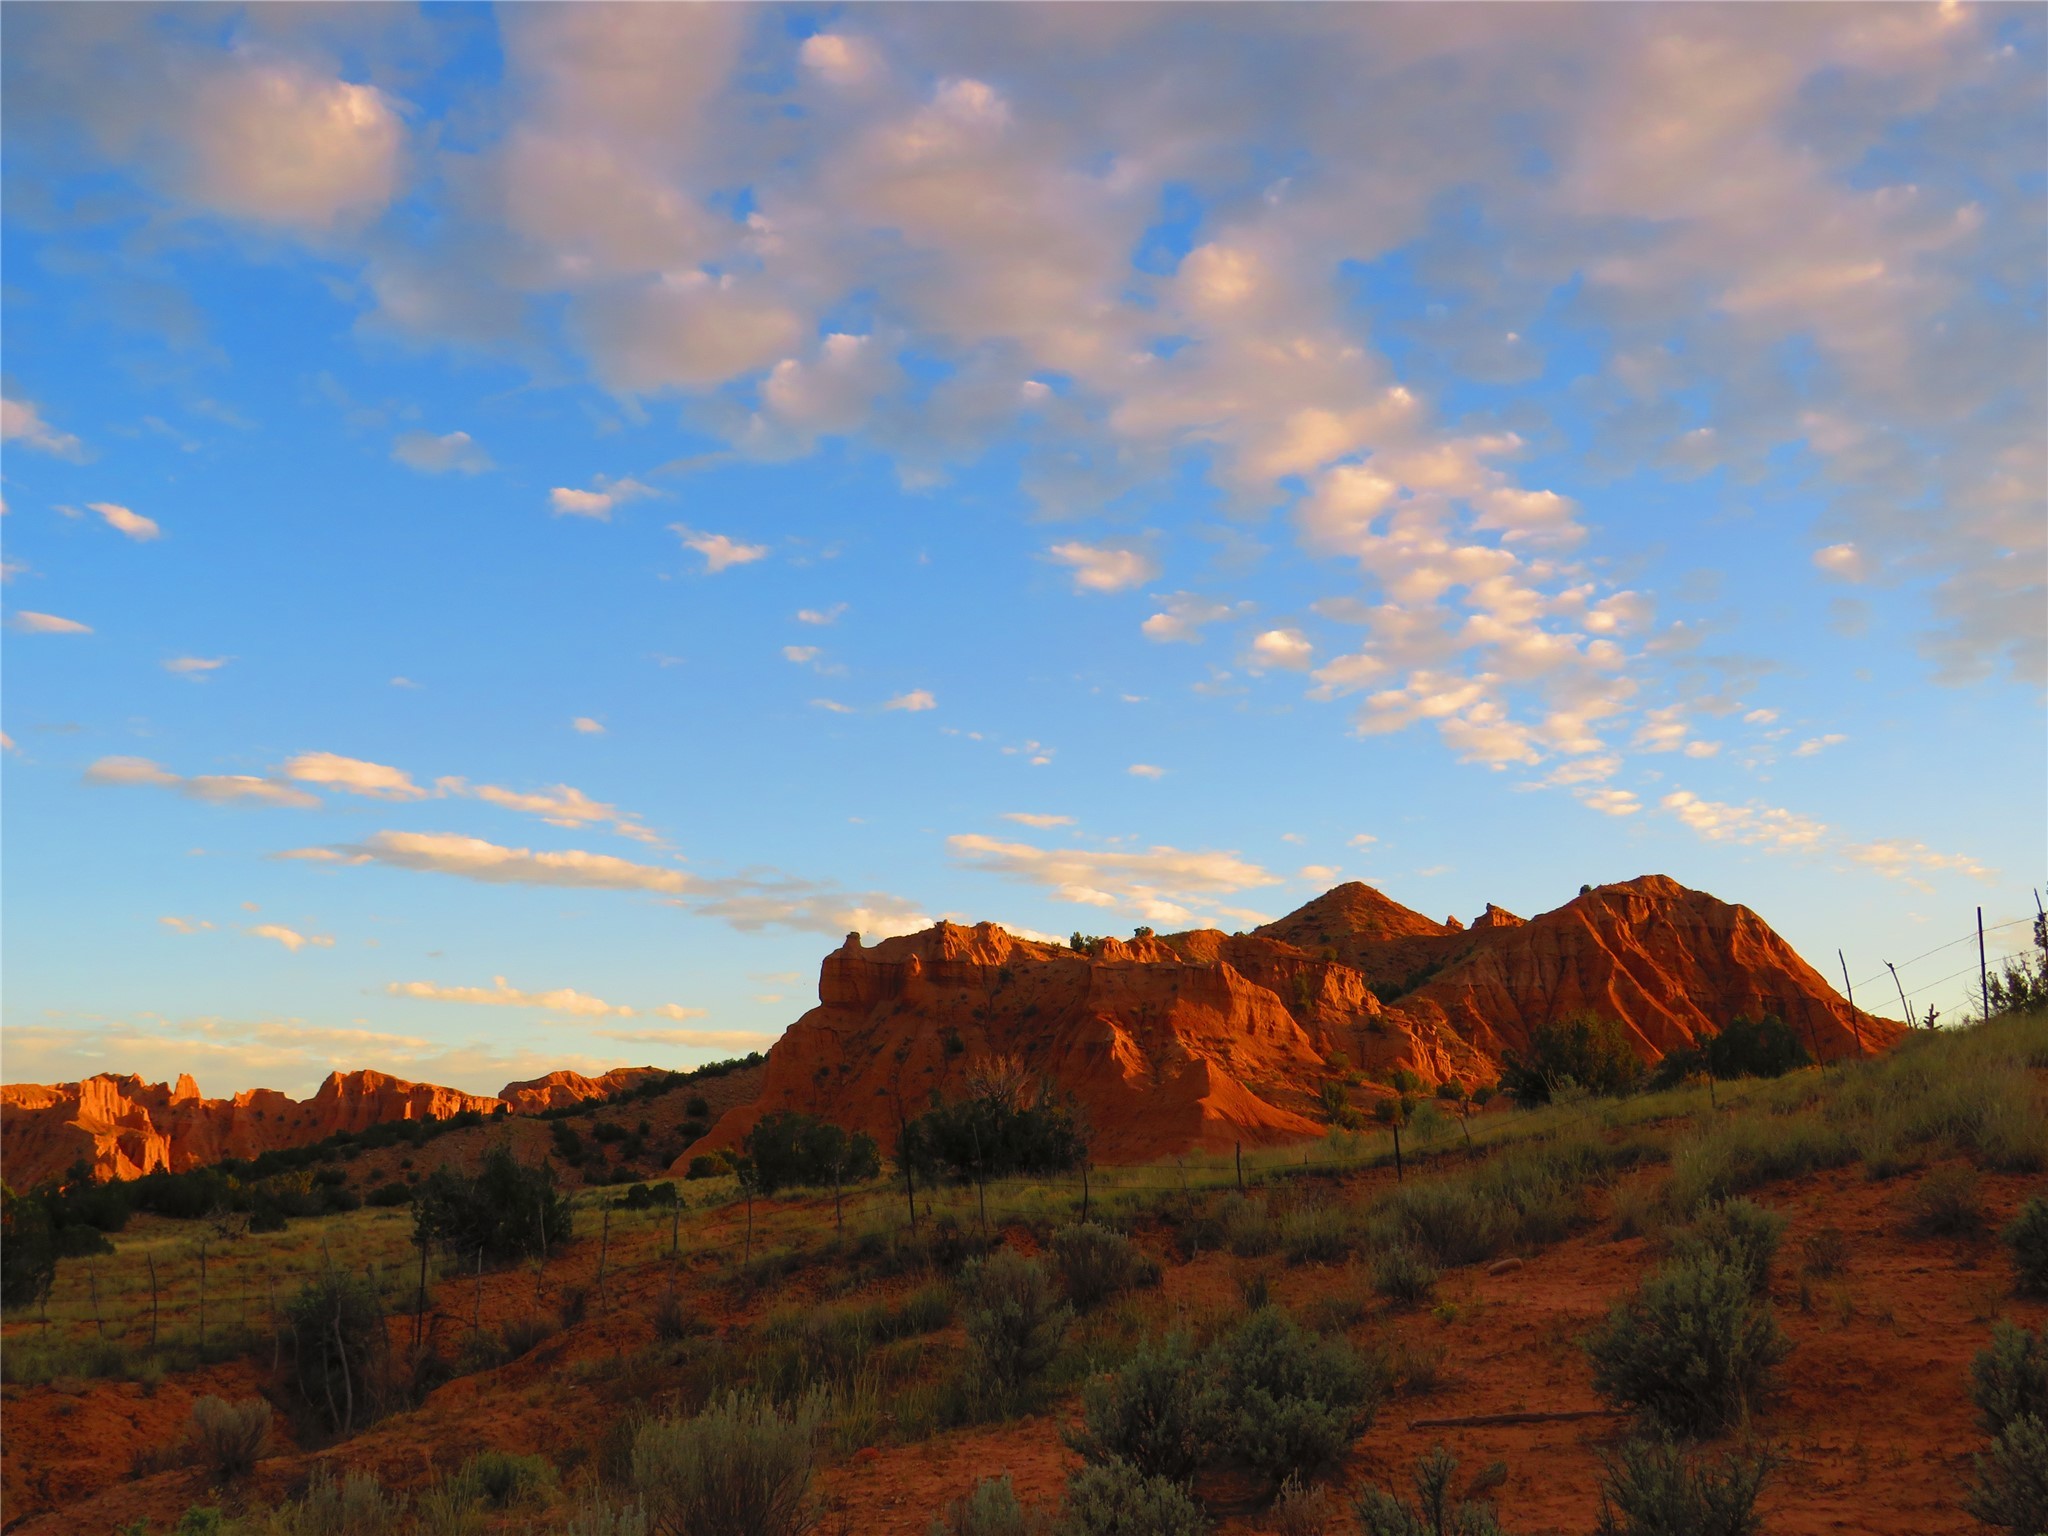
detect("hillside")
[690,873,1893,1166]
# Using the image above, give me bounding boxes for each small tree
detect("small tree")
[1,1185,57,1312]
[743,1112,880,1196]
[1499,1014,1642,1105]
[412,1143,572,1264]
[1702,1017,1810,1081]
[1585,1255,1788,1437]
[961,1249,1071,1401]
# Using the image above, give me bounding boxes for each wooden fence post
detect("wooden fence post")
[198,1240,209,1353]
[87,1260,104,1337]
[146,1252,160,1349]
[595,1201,612,1313]
[1234,1141,1244,1194]
[1979,906,1992,1021]
[1838,950,1864,1056]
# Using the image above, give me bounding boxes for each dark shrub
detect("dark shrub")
[1372,1246,1438,1306]
[188,1396,272,1483]
[1499,1014,1642,1105]
[900,1085,1085,1185]
[367,1181,412,1209]
[1584,1255,1789,1437]
[743,1112,881,1195]
[931,1474,1042,1536]
[1049,1223,1159,1310]
[1670,1200,1785,1297]
[1354,1444,1508,1536]
[1967,1415,2048,1534]
[961,1250,1071,1399]
[1068,1333,1207,1482]
[285,1268,390,1433]
[632,1390,823,1536]
[501,1312,558,1357]
[1702,1016,1810,1081]
[685,1095,711,1118]
[1969,1322,2047,1439]
[1902,1166,1987,1239]
[2006,1196,2048,1297]
[1,1186,57,1311]
[1799,1226,1847,1279]
[1201,1306,1378,1486]
[446,1449,554,1509]
[1595,1437,1775,1536]
[412,1143,572,1263]
[1058,1458,1207,1536]
[686,1154,727,1180]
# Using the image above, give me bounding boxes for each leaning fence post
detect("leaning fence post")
[1234,1141,1244,1194]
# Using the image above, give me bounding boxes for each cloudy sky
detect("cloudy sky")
[3,4,2041,1098]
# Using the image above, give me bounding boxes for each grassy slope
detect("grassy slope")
[4,1007,2043,1534]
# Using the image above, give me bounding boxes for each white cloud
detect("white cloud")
[1247,628,1314,671]
[159,916,214,934]
[885,689,937,712]
[1812,543,1868,582]
[551,477,654,521]
[783,646,821,664]
[1743,708,1780,725]
[394,431,492,475]
[652,1003,711,1022]
[1347,833,1378,849]
[673,525,770,572]
[948,831,1282,926]
[180,61,402,229]
[1047,541,1159,594]
[1577,788,1642,816]
[294,830,694,893]
[11,611,92,635]
[435,777,657,845]
[1793,733,1847,757]
[284,751,426,801]
[1127,763,1167,779]
[1660,791,1829,853]
[0,396,85,459]
[572,717,606,735]
[1682,740,1722,759]
[164,656,230,678]
[249,923,333,954]
[1002,812,1074,828]
[1839,838,1992,887]
[85,755,321,809]
[811,698,854,714]
[1298,864,1339,882]
[800,32,882,88]
[796,604,847,625]
[1141,593,1238,644]
[387,976,632,1018]
[89,502,160,541]
[599,1025,775,1049]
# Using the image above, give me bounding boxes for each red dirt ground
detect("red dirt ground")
[3,1157,2039,1535]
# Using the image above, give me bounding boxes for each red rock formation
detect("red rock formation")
[684,875,1896,1167]
[498,1066,667,1114]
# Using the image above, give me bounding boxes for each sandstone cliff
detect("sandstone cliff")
[685,874,1894,1167]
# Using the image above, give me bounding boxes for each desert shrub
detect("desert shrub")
[1902,1166,1987,1239]
[1281,1203,1353,1266]
[1216,1194,1275,1257]
[1799,1226,1847,1279]
[0,1185,57,1311]
[567,1498,650,1536]
[268,1467,407,1536]
[175,1509,226,1536]
[1271,1474,1339,1536]
[1584,1255,1789,1437]
[1373,1246,1438,1306]
[366,1182,412,1209]
[686,1155,727,1180]
[501,1312,559,1357]
[1703,1017,1810,1081]
[285,1268,389,1434]
[1372,1181,1512,1268]
[900,1088,1085,1185]
[744,1112,881,1195]
[1499,1014,1641,1105]
[1057,1459,1207,1536]
[961,1250,1071,1400]
[1318,1079,1361,1130]
[1353,1443,1508,1536]
[1967,1414,2048,1534]
[631,1390,824,1536]
[2005,1196,2048,1297]
[440,1449,555,1510]
[412,1143,572,1263]
[1068,1333,1208,1482]
[1670,1200,1784,1297]
[188,1396,272,1482]
[1202,1306,1378,1486]
[1050,1223,1159,1310]
[1969,1323,2048,1438]
[1594,1437,1775,1536]
[931,1474,1043,1536]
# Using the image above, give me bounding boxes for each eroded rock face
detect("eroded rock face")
[0,1066,659,1188]
[685,875,1897,1167]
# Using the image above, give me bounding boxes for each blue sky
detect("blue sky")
[3,4,2042,1097]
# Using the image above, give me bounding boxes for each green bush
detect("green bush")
[961,1249,1071,1401]
[1270,1474,1340,1536]
[1,1185,57,1312]
[1670,1200,1784,1297]
[1969,1323,2047,1439]
[446,1449,555,1509]
[900,1090,1085,1185]
[1068,1333,1208,1482]
[1594,1437,1775,1536]
[743,1112,881,1195]
[2005,1196,2048,1297]
[1584,1255,1789,1437]
[931,1474,1043,1536]
[1967,1414,2048,1534]
[1902,1166,1986,1238]
[411,1142,572,1263]
[267,1467,407,1536]
[1216,1194,1275,1257]
[1057,1459,1207,1536]
[1372,1246,1438,1306]
[686,1155,727,1180]
[1663,1116,1855,1219]
[1703,1016,1811,1081]
[631,1390,824,1536]
[1202,1306,1378,1486]
[1353,1444,1508,1536]
[188,1396,271,1483]
[1281,1204,1353,1266]
[285,1268,390,1434]
[566,1498,650,1536]
[1499,1014,1642,1105]
[1049,1223,1159,1310]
